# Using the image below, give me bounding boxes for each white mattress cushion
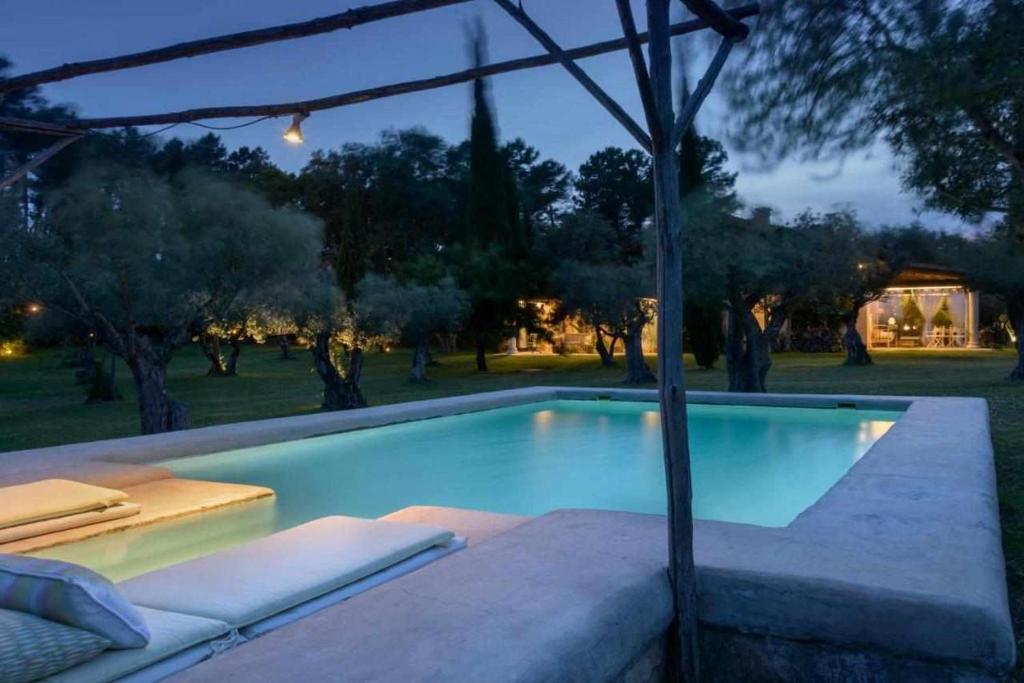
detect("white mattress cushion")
[117,516,453,627]
[46,606,229,683]
[0,554,150,649]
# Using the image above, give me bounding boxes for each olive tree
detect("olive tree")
[557,260,656,384]
[789,212,891,366]
[356,275,468,383]
[1,165,320,434]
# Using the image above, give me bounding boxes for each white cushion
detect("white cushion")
[0,554,150,649]
[46,606,229,683]
[118,516,453,627]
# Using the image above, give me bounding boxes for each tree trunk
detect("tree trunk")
[85,355,120,403]
[725,305,768,393]
[225,338,242,376]
[200,334,228,376]
[347,345,365,395]
[410,338,430,383]
[623,321,656,384]
[648,3,698,679]
[437,332,456,354]
[311,332,366,410]
[842,307,872,366]
[128,352,189,435]
[1009,300,1024,381]
[608,334,621,359]
[685,302,721,369]
[595,327,615,367]
[475,335,488,372]
[277,335,293,360]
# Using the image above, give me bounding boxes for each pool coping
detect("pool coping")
[0,387,1014,673]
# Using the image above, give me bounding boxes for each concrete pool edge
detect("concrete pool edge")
[0,387,1014,675]
[0,387,912,476]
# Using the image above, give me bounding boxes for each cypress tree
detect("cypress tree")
[466,21,525,256]
[679,123,722,369]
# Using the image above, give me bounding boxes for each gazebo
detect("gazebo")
[856,264,981,349]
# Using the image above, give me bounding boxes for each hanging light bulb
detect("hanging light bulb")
[283,112,309,144]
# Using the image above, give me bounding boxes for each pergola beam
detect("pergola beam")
[614,0,663,146]
[680,0,750,40]
[0,6,758,133]
[671,36,734,147]
[0,0,474,95]
[492,0,652,153]
[0,135,82,189]
[0,116,82,137]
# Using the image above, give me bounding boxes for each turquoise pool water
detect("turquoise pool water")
[36,400,898,580]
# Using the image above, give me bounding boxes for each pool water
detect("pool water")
[35,400,898,580]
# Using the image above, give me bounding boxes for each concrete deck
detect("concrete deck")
[0,387,1013,677]
[380,505,529,546]
[171,510,673,683]
[0,478,274,553]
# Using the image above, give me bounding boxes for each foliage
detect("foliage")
[357,275,468,347]
[552,209,656,383]
[932,296,955,328]
[901,295,925,333]
[357,274,468,382]
[465,23,527,257]
[504,138,572,233]
[575,147,653,263]
[726,0,1024,377]
[1,163,321,432]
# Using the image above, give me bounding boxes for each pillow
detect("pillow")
[0,607,110,682]
[0,554,150,648]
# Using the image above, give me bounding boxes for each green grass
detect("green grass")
[2,344,1023,664]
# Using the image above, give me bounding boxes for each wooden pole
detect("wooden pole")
[0,0,474,95]
[672,36,734,147]
[614,0,662,143]
[0,136,81,189]
[680,0,750,40]
[492,0,652,152]
[647,0,699,680]
[0,116,82,137]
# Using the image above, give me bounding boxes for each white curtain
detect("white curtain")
[920,293,941,334]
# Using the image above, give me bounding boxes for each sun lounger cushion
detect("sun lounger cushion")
[0,608,110,683]
[118,516,454,628]
[0,480,128,530]
[45,607,230,683]
[0,554,150,648]
[0,503,141,545]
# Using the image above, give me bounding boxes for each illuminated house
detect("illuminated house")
[511,299,658,354]
[855,264,980,349]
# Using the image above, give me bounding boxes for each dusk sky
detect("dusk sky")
[3,0,970,231]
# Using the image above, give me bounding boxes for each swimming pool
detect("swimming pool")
[35,399,898,580]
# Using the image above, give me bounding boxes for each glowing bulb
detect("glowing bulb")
[26,303,41,314]
[282,113,308,144]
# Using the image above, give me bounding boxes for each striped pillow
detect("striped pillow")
[0,608,110,682]
[0,554,150,648]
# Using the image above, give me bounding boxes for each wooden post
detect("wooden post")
[0,135,81,190]
[647,0,699,680]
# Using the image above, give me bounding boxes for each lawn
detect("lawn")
[2,344,1023,664]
